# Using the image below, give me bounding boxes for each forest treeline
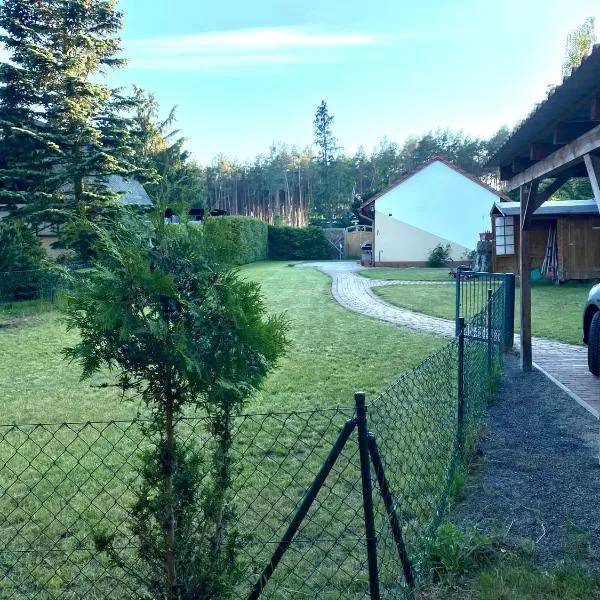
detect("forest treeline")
[0,0,595,266]
[202,124,511,227]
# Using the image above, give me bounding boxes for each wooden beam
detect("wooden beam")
[591,93,600,120]
[500,165,513,181]
[520,181,538,372]
[536,173,571,205]
[507,123,600,191]
[529,143,556,161]
[553,121,596,145]
[512,157,535,173]
[584,153,600,213]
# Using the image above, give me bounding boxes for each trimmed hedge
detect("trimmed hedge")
[268,226,330,261]
[202,216,268,265]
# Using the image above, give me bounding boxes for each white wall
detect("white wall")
[374,161,497,262]
[374,212,470,263]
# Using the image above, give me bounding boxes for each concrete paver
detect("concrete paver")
[300,261,600,418]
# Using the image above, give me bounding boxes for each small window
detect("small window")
[495,216,515,256]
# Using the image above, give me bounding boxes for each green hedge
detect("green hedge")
[268,226,330,260]
[202,216,268,265]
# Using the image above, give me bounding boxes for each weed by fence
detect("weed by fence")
[0,278,507,598]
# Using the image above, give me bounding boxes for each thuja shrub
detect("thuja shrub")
[202,216,268,265]
[427,243,452,268]
[64,220,288,599]
[267,225,329,260]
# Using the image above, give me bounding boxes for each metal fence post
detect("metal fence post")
[455,269,461,337]
[487,289,493,373]
[247,417,358,600]
[457,318,465,453]
[355,391,380,600]
[367,433,414,593]
[503,273,516,352]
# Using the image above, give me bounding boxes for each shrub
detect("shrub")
[426,243,452,268]
[64,220,288,599]
[202,216,267,265]
[0,220,51,300]
[268,226,330,260]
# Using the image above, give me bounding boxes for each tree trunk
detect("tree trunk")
[164,394,177,598]
[211,401,232,563]
[74,175,84,204]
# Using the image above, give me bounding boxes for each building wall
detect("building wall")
[558,216,600,280]
[373,161,497,263]
[373,212,470,264]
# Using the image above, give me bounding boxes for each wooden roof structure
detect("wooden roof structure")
[488,45,600,371]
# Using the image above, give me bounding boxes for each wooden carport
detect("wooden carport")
[488,44,600,371]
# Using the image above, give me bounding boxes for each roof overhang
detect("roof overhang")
[492,198,599,217]
[488,44,600,193]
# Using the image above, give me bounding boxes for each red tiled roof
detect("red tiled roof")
[358,155,512,214]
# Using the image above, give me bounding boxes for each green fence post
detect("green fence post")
[503,274,515,352]
[487,289,493,373]
[355,391,380,600]
[457,318,465,453]
[455,270,461,337]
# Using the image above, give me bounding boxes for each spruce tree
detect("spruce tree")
[0,0,144,258]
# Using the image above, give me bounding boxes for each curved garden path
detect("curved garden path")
[299,261,600,417]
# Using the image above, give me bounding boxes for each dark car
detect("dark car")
[584,283,600,376]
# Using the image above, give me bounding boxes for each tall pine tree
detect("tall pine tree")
[313,100,339,221]
[0,0,144,258]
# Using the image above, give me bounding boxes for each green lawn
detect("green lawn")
[0,262,444,424]
[359,267,452,281]
[0,261,448,598]
[373,281,590,345]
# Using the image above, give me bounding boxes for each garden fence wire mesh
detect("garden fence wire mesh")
[0,274,508,599]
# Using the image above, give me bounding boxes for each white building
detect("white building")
[359,156,510,266]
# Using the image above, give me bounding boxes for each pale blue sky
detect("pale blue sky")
[111,0,600,164]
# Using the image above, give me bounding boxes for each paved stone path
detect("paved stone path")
[299,261,600,418]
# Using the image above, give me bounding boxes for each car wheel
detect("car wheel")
[588,311,600,377]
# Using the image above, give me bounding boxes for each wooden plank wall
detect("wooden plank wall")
[493,215,600,280]
[344,229,374,259]
[558,216,600,280]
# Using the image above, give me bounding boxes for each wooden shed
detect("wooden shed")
[491,199,600,281]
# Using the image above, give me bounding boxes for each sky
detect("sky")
[106,1,599,163]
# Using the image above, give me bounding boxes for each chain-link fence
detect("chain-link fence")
[0,268,80,325]
[0,275,508,599]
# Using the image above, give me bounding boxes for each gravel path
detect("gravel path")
[453,354,600,565]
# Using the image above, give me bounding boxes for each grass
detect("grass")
[422,525,600,600]
[0,262,444,424]
[423,558,600,599]
[373,281,590,345]
[359,267,452,281]
[0,261,450,598]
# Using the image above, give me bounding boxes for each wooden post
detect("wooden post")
[519,184,535,371]
[584,153,600,214]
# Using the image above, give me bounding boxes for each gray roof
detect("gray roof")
[493,199,600,217]
[106,176,152,206]
[59,175,152,206]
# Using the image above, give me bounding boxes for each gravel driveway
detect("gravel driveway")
[452,354,600,565]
